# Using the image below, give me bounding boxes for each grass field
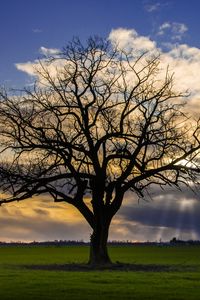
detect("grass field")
[0,245,200,299]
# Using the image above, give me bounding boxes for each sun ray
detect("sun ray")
[175,198,197,240]
[156,200,172,241]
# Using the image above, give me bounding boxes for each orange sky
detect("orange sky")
[0,187,199,242]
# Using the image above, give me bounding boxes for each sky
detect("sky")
[0,0,200,242]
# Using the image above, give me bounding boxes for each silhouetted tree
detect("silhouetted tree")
[0,37,199,265]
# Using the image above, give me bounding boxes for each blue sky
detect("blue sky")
[1,0,200,87]
[0,0,200,242]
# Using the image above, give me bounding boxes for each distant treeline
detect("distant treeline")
[0,240,133,247]
[0,238,200,247]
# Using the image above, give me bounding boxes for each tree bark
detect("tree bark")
[88,221,112,265]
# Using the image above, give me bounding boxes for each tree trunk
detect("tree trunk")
[88,221,112,265]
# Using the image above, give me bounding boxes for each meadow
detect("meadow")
[0,245,200,299]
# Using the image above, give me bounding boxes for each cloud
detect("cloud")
[120,199,200,231]
[10,28,200,242]
[157,22,188,41]
[0,197,91,242]
[108,28,200,116]
[18,28,197,101]
[0,187,199,242]
[40,46,60,56]
[32,28,43,33]
[0,216,90,242]
[109,28,157,53]
[15,53,63,86]
[15,47,60,78]
[15,61,38,77]
[109,184,200,242]
[158,22,171,34]
[144,2,161,12]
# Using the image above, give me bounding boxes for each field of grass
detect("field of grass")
[0,245,200,299]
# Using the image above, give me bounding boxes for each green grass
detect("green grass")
[0,245,200,299]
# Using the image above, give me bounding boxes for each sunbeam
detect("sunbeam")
[175,198,197,240]
[156,200,172,241]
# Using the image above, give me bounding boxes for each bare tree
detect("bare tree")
[0,37,199,265]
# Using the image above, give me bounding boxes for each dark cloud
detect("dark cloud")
[0,184,199,242]
[119,202,200,230]
[115,185,200,240]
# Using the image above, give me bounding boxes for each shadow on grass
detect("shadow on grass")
[17,263,197,272]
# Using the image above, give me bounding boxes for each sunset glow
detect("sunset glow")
[0,0,200,243]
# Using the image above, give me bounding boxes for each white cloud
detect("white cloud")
[15,61,38,77]
[163,44,200,92]
[158,22,188,41]
[15,47,61,76]
[176,23,188,34]
[168,43,200,61]
[109,28,200,116]
[15,47,62,85]
[109,28,157,53]
[40,46,60,56]
[157,22,171,35]
[10,29,200,241]
[144,2,161,12]
[16,28,200,116]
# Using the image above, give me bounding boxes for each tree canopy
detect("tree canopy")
[0,37,199,264]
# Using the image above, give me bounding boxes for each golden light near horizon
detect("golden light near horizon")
[0,18,199,245]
